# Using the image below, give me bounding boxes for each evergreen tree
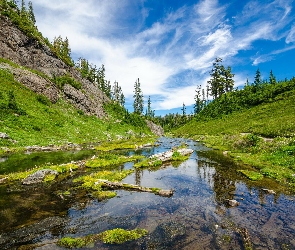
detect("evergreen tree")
[52,36,74,66]
[254,68,262,87]
[181,102,186,116]
[194,85,202,114]
[28,1,35,24]
[104,80,111,98]
[133,78,144,114]
[224,66,235,92]
[146,96,153,117]
[269,70,276,85]
[207,58,235,99]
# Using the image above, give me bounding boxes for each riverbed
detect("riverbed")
[0,137,295,249]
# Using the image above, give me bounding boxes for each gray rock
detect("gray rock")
[0,15,110,118]
[146,120,164,136]
[227,199,240,207]
[22,169,58,185]
[0,132,10,139]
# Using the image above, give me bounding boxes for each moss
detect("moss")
[172,151,190,161]
[95,138,156,151]
[151,187,161,194]
[85,153,143,169]
[99,228,148,244]
[92,190,117,200]
[43,173,56,182]
[238,170,263,181]
[57,236,95,248]
[57,228,148,248]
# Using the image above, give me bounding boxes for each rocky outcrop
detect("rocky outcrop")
[0,15,109,118]
[0,62,60,103]
[146,120,164,136]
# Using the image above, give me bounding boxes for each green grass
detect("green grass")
[174,90,295,138]
[0,68,152,151]
[173,89,295,190]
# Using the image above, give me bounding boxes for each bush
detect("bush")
[36,94,51,106]
[52,74,82,90]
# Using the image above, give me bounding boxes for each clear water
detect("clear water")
[0,137,295,249]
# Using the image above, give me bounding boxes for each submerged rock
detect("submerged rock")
[262,188,276,194]
[22,169,58,185]
[227,199,240,207]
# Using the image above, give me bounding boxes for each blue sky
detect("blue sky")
[31,0,295,115]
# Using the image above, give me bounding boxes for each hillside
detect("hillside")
[173,85,295,190]
[0,1,161,152]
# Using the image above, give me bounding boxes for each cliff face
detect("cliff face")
[0,15,109,118]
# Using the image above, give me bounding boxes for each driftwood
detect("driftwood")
[95,179,174,197]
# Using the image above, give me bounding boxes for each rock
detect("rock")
[158,189,174,197]
[0,15,110,118]
[146,120,164,136]
[0,177,8,184]
[227,199,240,207]
[0,132,10,139]
[150,148,194,162]
[22,169,58,185]
[262,188,276,194]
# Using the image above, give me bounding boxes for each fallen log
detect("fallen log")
[95,179,174,197]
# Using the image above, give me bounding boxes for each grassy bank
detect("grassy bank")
[0,67,152,152]
[173,89,295,190]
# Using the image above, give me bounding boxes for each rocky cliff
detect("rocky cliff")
[0,15,109,118]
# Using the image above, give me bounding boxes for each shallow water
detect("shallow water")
[1,137,295,249]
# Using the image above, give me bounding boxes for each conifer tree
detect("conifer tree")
[28,1,35,24]
[146,96,153,117]
[133,78,144,114]
[254,69,262,87]
[181,102,186,116]
[269,70,276,85]
[194,85,202,114]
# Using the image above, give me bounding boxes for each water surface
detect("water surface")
[0,137,294,249]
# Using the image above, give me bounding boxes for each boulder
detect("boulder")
[22,169,58,185]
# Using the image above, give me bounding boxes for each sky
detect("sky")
[30,0,295,115]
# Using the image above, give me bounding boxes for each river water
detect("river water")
[0,137,295,249]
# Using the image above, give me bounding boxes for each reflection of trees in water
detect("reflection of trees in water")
[197,159,236,204]
[135,168,143,186]
[196,150,282,206]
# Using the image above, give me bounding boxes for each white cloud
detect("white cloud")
[31,0,295,112]
[286,24,295,43]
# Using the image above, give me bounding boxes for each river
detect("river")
[0,137,295,249]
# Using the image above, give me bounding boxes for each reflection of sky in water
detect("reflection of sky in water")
[1,137,295,249]
[65,138,295,249]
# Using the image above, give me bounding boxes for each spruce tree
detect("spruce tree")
[28,1,35,24]
[254,69,262,87]
[133,78,144,114]
[269,70,276,85]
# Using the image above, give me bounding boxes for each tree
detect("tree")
[133,78,144,114]
[52,36,74,66]
[224,66,235,92]
[207,58,235,99]
[28,1,35,24]
[146,96,154,118]
[254,68,262,87]
[194,85,202,114]
[269,70,276,85]
[181,102,186,116]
